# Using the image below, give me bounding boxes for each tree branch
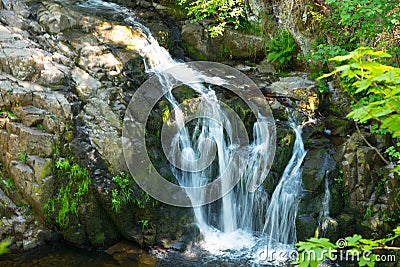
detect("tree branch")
[355,123,390,165]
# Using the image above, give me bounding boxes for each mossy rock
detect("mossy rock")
[264,124,295,192]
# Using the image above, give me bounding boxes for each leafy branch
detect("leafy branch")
[319,47,400,173]
[177,0,245,37]
[292,226,400,267]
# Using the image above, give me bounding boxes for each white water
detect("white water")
[263,118,306,245]
[77,0,307,264]
[319,174,331,237]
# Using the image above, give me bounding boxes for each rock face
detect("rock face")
[181,21,265,61]
[0,0,192,249]
[264,72,319,112]
[0,0,397,253]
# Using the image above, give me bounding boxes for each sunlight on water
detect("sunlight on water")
[77,0,307,265]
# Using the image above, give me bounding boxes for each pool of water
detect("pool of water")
[0,242,157,267]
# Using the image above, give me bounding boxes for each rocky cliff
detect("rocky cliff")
[0,0,397,253]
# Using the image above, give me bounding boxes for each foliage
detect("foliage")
[138,219,153,231]
[111,172,132,213]
[177,0,245,37]
[386,143,400,173]
[292,226,400,267]
[0,239,10,256]
[305,0,400,67]
[18,152,27,164]
[111,172,158,213]
[0,110,18,120]
[265,29,297,71]
[307,44,348,67]
[46,158,91,228]
[324,0,398,46]
[319,47,400,172]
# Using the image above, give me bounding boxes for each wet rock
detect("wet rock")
[302,148,335,192]
[337,132,384,217]
[320,81,352,116]
[265,72,318,112]
[324,116,353,136]
[264,124,295,194]
[23,237,41,250]
[336,213,356,237]
[78,194,119,246]
[296,214,317,241]
[256,58,276,74]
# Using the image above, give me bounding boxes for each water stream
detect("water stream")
[76,0,307,264]
[319,174,331,237]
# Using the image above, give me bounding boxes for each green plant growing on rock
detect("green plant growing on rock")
[18,152,27,164]
[364,206,372,219]
[111,172,158,213]
[0,239,10,256]
[4,178,15,190]
[265,29,297,71]
[0,110,18,120]
[111,172,132,213]
[177,0,245,37]
[386,143,400,168]
[292,226,400,267]
[139,219,152,231]
[50,158,91,228]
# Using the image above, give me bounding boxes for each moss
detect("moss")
[183,44,208,61]
[264,126,295,194]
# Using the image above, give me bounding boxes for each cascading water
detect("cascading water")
[263,117,306,245]
[77,0,307,264]
[319,174,331,237]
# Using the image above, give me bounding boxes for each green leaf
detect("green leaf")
[346,234,362,243]
[369,50,392,58]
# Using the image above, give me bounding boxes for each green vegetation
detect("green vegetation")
[306,0,399,68]
[18,152,27,164]
[0,110,18,120]
[44,158,91,228]
[292,226,400,267]
[333,170,343,184]
[0,239,10,256]
[4,178,15,190]
[177,0,245,37]
[319,47,400,173]
[265,29,298,72]
[111,172,158,213]
[111,172,132,213]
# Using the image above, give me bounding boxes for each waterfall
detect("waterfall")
[262,117,306,246]
[319,174,331,237]
[77,0,307,263]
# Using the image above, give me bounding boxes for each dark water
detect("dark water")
[0,243,157,267]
